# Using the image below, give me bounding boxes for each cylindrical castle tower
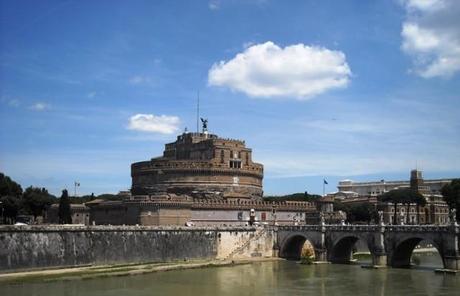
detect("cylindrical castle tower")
[131,132,263,200]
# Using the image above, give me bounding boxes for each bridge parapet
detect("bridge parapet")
[385,225,452,233]
[325,225,379,232]
[276,225,322,232]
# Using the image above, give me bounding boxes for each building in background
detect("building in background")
[331,170,451,225]
[45,204,90,225]
[336,173,452,198]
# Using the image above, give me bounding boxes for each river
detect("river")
[0,253,458,296]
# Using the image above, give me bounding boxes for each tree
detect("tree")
[22,186,55,221]
[334,202,377,224]
[441,179,460,222]
[263,192,321,202]
[379,188,425,224]
[0,173,23,224]
[0,173,23,197]
[58,189,72,224]
[0,195,21,224]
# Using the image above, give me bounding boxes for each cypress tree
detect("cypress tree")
[58,189,72,224]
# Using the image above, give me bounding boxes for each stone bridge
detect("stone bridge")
[275,223,460,270]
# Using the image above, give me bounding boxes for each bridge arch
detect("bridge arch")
[390,236,444,269]
[329,235,373,264]
[279,233,317,260]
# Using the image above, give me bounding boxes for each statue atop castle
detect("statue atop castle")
[200,118,208,133]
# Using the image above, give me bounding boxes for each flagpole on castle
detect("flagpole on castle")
[74,181,80,197]
[323,178,328,197]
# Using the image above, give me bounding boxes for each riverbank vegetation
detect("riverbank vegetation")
[299,241,315,265]
[441,179,460,222]
[0,172,118,224]
[263,192,321,202]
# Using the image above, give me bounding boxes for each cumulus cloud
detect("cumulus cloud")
[29,102,50,111]
[87,91,97,99]
[209,0,220,10]
[208,41,351,99]
[8,99,20,107]
[127,114,180,134]
[401,0,460,78]
[129,75,153,85]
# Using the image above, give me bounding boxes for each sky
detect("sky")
[0,0,459,196]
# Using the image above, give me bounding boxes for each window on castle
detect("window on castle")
[229,160,241,169]
[220,150,225,163]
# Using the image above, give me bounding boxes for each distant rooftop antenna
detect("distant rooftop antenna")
[196,91,200,133]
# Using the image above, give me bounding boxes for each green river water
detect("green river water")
[1,253,458,296]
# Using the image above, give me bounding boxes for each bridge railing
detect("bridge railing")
[275,224,455,233]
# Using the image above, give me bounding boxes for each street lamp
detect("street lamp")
[0,201,3,224]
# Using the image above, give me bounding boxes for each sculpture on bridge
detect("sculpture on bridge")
[378,210,384,226]
[319,212,325,225]
[450,208,457,225]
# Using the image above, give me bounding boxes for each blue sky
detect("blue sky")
[1,0,459,196]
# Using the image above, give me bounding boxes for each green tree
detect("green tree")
[0,195,21,224]
[22,186,55,221]
[0,173,23,197]
[0,173,23,224]
[264,192,321,202]
[334,202,377,224]
[58,189,72,224]
[441,179,460,222]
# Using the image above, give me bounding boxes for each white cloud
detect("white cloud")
[87,91,97,99]
[29,102,50,111]
[401,0,460,78]
[404,0,445,11]
[128,75,153,85]
[8,99,20,107]
[127,114,180,134]
[209,0,220,10]
[208,41,351,99]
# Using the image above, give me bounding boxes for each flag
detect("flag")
[323,179,328,185]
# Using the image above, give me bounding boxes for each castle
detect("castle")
[86,129,334,226]
[131,132,263,199]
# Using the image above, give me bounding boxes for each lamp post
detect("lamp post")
[0,201,3,224]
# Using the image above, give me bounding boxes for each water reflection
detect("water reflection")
[0,260,458,296]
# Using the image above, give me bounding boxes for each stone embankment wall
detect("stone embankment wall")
[217,228,275,259]
[0,225,275,272]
